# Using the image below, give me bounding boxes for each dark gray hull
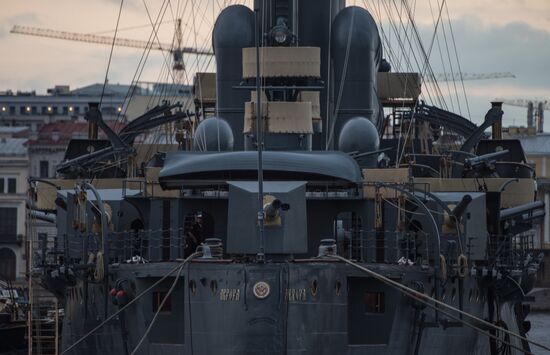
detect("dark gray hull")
[60,261,527,354]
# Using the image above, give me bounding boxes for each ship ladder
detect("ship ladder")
[26,230,60,355]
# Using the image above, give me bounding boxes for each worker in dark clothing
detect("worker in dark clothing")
[184,213,203,257]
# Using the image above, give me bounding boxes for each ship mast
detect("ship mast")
[255,3,265,263]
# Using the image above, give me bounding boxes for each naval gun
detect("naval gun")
[462,149,509,178]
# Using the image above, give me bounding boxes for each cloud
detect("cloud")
[1,1,548,131]
[393,16,550,127]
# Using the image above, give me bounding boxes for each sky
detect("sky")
[1,0,549,129]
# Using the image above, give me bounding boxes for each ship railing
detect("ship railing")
[123,178,362,200]
[122,178,145,198]
[486,231,537,269]
[64,227,191,263]
[26,233,66,269]
[61,227,437,265]
[336,229,431,265]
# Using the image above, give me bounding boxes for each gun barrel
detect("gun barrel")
[499,200,545,221]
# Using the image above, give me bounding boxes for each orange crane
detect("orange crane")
[10,21,213,81]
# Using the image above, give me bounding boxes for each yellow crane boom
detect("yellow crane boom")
[427,72,516,82]
[10,25,213,55]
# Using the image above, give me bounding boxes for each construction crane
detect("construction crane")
[495,98,549,133]
[427,72,516,82]
[10,22,213,82]
[496,99,549,110]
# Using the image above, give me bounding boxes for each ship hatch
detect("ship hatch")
[347,277,397,345]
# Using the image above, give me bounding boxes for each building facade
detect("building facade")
[517,133,550,287]
[0,83,132,133]
[0,82,192,284]
[0,138,28,283]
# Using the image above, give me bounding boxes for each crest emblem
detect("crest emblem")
[253,281,270,299]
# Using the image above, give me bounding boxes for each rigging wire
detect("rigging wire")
[436,0,462,116]
[324,2,333,150]
[397,0,448,164]
[113,0,170,131]
[142,0,178,85]
[330,255,549,354]
[428,0,455,113]
[60,253,198,355]
[130,259,187,354]
[91,20,176,35]
[444,1,472,120]
[99,0,125,109]
[91,1,225,174]
[326,6,356,150]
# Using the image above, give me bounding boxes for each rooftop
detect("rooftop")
[518,134,550,155]
[27,121,122,147]
[0,138,27,156]
[0,126,28,133]
[69,83,143,97]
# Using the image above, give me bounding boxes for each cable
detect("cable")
[401,283,532,354]
[326,6,356,150]
[100,0,125,108]
[329,254,550,353]
[444,1,471,120]
[130,258,187,354]
[60,253,198,354]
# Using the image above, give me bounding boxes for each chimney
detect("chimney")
[52,129,60,142]
[537,102,544,133]
[491,101,503,140]
[86,102,100,139]
[527,101,534,128]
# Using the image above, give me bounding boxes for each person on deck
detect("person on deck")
[185,213,203,257]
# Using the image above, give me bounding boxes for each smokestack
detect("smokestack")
[86,102,101,139]
[491,101,503,140]
[537,101,544,133]
[527,101,534,128]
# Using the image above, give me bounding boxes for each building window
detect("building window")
[364,292,385,313]
[9,106,15,115]
[7,178,16,194]
[0,248,16,281]
[0,208,17,241]
[62,106,69,115]
[39,161,49,178]
[101,107,116,115]
[0,179,3,193]
[152,291,172,313]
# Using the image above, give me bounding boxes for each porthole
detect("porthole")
[210,280,218,295]
[310,279,318,297]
